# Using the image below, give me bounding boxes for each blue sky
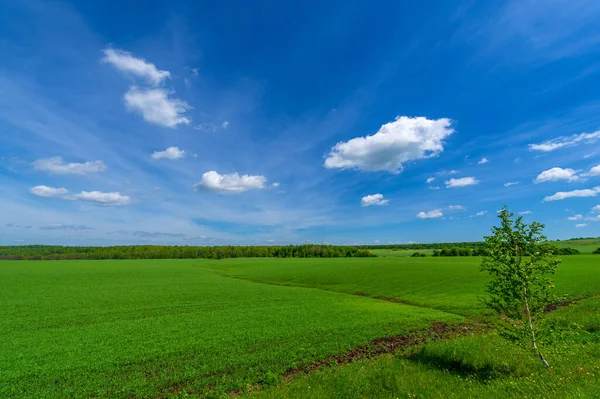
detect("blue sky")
[2,0,600,246]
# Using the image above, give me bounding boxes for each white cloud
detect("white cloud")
[448,205,465,210]
[593,205,600,213]
[448,170,459,175]
[416,209,443,219]
[29,185,68,198]
[471,211,488,217]
[529,130,600,152]
[361,194,389,207]
[324,116,454,173]
[534,167,578,183]
[151,147,185,160]
[568,214,583,220]
[544,187,600,201]
[428,186,440,190]
[195,171,267,193]
[272,182,280,188]
[519,210,532,215]
[222,121,230,129]
[125,87,190,128]
[504,181,519,187]
[102,49,170,86]
[478,157,489,164]
[70,191,132,205]
[585,164,600,176]
[426,177,436,184]
[575,223,587,228]
[445,177,479,188]
[33,157,106,175]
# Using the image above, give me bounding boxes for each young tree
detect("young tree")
[480,207,560,367]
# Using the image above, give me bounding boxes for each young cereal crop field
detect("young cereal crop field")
[1,256,599,398]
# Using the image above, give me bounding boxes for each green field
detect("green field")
[1,256,599,398]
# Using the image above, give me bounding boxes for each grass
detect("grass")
[247,297,600,399]
[0,260,459,398]
[207,256,600,316]
[1,255,599,398]
[555,237,600,254]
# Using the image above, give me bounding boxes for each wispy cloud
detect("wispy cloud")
[478,157,489,164]
[39,224,93,231]
[529,130,600,152]
[534,167,579,183]
[519,210,532,215]
[445,177,479,188]
[151,147,186,160]
[33,156,106,175]
[29,185,68,198]
[504,181,519,187]
[102,48,170,86]
[70,191,132,205]
[195,171,267,193]
[361,194,389,207]
[324,116,454,173]
[544,187,600,201]
[124,87,191,128]
[575,223,587,228]
[416,209,443,219]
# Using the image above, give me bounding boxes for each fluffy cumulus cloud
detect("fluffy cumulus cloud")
[426,177,436,184]
[529,130,600,152]
[29,185,68,198]
[33,157,106,175]
[195,171,267,193]
[125,87,190,128]
[478,157,489,164]
[544,187,600,201]
[445,177,479,188]
[324,116,454,173]
[151,146,185,160]
[568,214,583,220]
[593,205,600,213]
[416,209,443,219]
[70,191,131,205]
[102,49,170,86]
[534,167,578,183]
[584,164,600,177]
[360,194,389,207]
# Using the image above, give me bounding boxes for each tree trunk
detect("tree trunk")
[523,285,550,367]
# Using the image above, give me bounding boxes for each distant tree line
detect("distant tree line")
[365,242,487,250]
[429,246,580,257]
[0,245,375,260]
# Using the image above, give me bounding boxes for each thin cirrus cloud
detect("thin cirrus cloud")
[124,87,191,128]
[29,186,131,205]
[504,181,519,187]
[448,205,465,210]
[519,211,532,215]
[445,177,479,188]
[151,146,185,160]
[575,224,587,228]
[360,194,389,207]
[416,209,443,219]
[102,49,170,86]
[324,116,454,173]
[534,167,578,183]
[543,187,600,202]
[33,157,106,175]
[194,171,267,193]
[468,211,487,218]
[529,130,600,152]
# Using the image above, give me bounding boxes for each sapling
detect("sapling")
[480,207,560,367]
